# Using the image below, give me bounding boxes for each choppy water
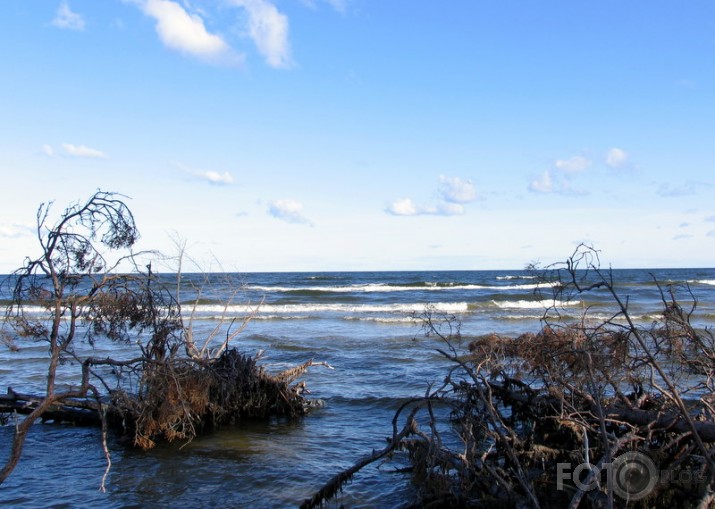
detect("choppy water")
[1,269,714,507]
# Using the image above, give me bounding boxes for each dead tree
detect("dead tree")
[0,191,156,484]
[1,191,331,487]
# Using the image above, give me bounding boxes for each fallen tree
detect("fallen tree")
[303,245,715,508]
[0,387,102,426]
[0,191,329,486]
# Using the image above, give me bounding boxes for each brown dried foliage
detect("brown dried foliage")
[109,348,312,450]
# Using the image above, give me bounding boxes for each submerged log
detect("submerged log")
[0,388,102,426]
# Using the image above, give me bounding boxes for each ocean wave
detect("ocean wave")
[501,314,547,321]
[191,302,470,315]
[496,275,537,281]
[691,279,715,286]
[343,316,423,324]
[491,299,582,309]
[243,315,315,321]
[245,281,558,293]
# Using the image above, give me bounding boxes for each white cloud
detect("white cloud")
[197,170,234,185]
[41,144,55,157]
[62,143,108,159]
[0,224,33,239]
[136,0,239,64]
[230,0,292,68]
[555,156,590,174]
[705,215,715,223]
[529,162,591,195]
[176,163,234,185]
[438,175,477,203]
[386,198,418,216]
[529,171,553,193]
[52,1,85,31]
[606,148,628,169]
[268,199,312,224]
[386,198,464,217]
[387,175,476,217]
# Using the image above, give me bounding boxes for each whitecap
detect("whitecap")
[491,299,581,309]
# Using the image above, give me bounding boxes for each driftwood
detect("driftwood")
[0,388,102,426]
[0,348,331,445]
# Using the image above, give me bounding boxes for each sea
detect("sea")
[1,268,714,508]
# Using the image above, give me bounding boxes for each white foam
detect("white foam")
[492,299,581,310]
[245,281,558,293]
[192,302,470,315]
[343,316,422,324]
[692,279,715,286]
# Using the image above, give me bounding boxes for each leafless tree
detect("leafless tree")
[1,191,329,487]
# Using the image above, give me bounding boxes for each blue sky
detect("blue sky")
[1,1,714,272]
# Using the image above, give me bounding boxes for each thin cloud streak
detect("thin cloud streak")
[62,143,108,159]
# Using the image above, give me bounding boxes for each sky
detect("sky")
[1,1,714,273]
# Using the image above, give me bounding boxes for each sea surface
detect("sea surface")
[1,269,714,507]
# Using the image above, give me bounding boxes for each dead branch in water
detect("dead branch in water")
[304,245,715,508]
